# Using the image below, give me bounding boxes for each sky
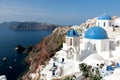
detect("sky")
[0,0,120,25]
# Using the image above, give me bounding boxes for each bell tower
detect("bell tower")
[64,29,80,61]
[66,29,80,48]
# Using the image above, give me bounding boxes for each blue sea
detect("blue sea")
[0,26,52,80]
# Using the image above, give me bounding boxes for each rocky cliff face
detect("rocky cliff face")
[0,22,61,31]
[21,26,70,79]
[21,17,97,79]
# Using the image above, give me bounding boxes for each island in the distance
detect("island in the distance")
[0,21,63,31]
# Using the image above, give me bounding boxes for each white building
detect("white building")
[40,14,120,80]
[40,29,81,80]
[62,29,80,61]
[96,14,112,28]
[115,35,120,52]
[96,14,115,38]
[114,18,120,27]
[82,26,110,59]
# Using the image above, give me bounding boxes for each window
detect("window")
[67,48,74,59]
[116,41,120,47]
[103,44,106,51]
[70,39,72,46]
[104,22,106,27]
[53,63,56,67]
[42,74,44,76]
[62,58,64,63]
[94,44,96,51]
[52,70,55,76]
[70,49,74,58]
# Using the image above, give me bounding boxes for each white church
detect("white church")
[40,14,120,80]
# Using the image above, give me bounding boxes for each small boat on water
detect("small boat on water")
[3,57,7,61]
[14,59,16,62]
[14,44,25,52]
[9,66,12,69]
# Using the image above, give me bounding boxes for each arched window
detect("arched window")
[103,22,106,27]
[67,48,74,59]
[87,41,92,50]
[94,44,96,51]
[116,41,120,47]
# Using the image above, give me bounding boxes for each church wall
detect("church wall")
[66,36,80,47]
[115,37,120,52]
[73,37,80,47]
[96,20,112,27]
[83,38,93,51]
[62,43,68,50]
[101,39,109,52]
[109,40,115,50]
[83,38,98,53]
[65,36,69,46]
[66,36,73,46]
[74,52,80,61]
[87,39,110,59]
[83,38,109,54]
[93,40,101,53]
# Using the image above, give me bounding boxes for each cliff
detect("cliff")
[21,26,70,79]
[21,17,97,79]
[0,22,61,31]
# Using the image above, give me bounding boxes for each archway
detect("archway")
[67,48,74,59]
[116,41,120,47]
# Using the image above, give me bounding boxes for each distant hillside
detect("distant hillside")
[0,22,62,31]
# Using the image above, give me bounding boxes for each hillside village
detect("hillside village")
[26,14,120,80]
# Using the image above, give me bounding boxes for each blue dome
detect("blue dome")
[84,26,108,39]
[98,14,111,20]
[67,29,79,37]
